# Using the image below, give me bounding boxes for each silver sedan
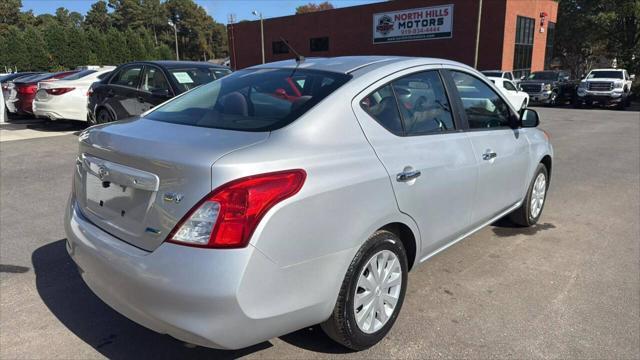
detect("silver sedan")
[65,56,553,350]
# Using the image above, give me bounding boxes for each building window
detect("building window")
[545,22,556,69]
[310,37,329,52]
[513,16,535,79]
[272,41,289,55]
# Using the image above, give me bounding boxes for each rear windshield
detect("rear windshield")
[169,67,232,92]
[482,71,502,78]
[587,71,623,79]
[527,72,558,80]
[61,69,97,80]
[146,68,351,131]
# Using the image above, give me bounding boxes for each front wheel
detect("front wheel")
[509,163,549,226]
[321,230,408,350]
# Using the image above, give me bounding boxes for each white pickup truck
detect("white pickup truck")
[574,68,635,109]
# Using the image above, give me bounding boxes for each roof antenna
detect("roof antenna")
[280,37,304,63]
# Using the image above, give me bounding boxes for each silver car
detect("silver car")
[65,56,553,350]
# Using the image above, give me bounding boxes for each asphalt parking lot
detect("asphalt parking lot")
[1,105,639,359]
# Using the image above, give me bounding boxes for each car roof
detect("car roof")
[590,68,622,71]
[247,56,468,75]
[482,70,504,73]
[127,60,230,69]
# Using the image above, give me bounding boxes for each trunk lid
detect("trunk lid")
[74,118,269,251]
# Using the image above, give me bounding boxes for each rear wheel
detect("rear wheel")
[96,108,114,124]
[321,230,408,350]
[509,163,548,226]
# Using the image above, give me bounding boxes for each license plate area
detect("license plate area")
[85,173,150,224]
[80,154,160,236]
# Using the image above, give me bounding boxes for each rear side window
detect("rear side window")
[146,68,351,131]
[360,84,403,135]
[451,71,511,129]
[110,66,142,88]
[361,70,454,136]
[392,71,454,134]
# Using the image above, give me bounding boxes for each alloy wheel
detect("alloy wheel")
[530,173,546,219]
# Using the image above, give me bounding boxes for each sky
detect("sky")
[21,0,382,24]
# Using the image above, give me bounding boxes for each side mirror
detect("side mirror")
[631,74,636,81]
[151,88,170,97]
[520,108,540,128]
[520,75,526,80]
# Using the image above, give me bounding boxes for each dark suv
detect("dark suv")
[87,61,231,124]
[518,70,578,106]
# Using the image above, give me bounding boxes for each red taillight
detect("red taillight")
[45,87,75,96]
[17,84,37,95]
[167,170,306,248]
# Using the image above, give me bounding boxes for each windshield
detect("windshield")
[482,71,502,78]
[587,71,623,79]
[61,69,97,80]
[527,72,558,81]
[146,68,351,131]
[169,67,232,92]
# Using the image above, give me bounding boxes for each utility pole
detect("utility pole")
[474,0,483,69]
[252,10,265,64]
[168,20,179,61]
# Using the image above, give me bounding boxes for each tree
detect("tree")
[295,1,334,14]
[21,25,49,70]
[590,0,640,75]
[85,0,112,31]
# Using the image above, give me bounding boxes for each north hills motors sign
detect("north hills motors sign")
[373,4,453,43]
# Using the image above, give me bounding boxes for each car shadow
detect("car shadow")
[32,240,272,359]
[491,218,556,237]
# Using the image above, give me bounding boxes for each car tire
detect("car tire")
[96,108,114,124]
[321,230,408,351]
[509,163,549,227]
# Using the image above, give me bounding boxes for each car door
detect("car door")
[139,65,173,113]
[107,65,144,119]
[446,68,530,226]
[352,67,478,256]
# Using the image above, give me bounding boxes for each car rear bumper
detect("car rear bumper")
[33,100,87,121]
[64,197,335,349]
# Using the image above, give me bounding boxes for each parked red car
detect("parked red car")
[11,70,79,114]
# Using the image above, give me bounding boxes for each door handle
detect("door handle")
[396,169,421,182]
[482,150,497,160]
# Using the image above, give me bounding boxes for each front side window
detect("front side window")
[146,68,350,131]
[141,67,170,93]
[391,71,454,134]
[110,66,142,88]
[360,84,403,135]
[451,71,512,129]
[503,80,517,91]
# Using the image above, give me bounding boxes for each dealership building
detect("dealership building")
[227,0,558,78]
